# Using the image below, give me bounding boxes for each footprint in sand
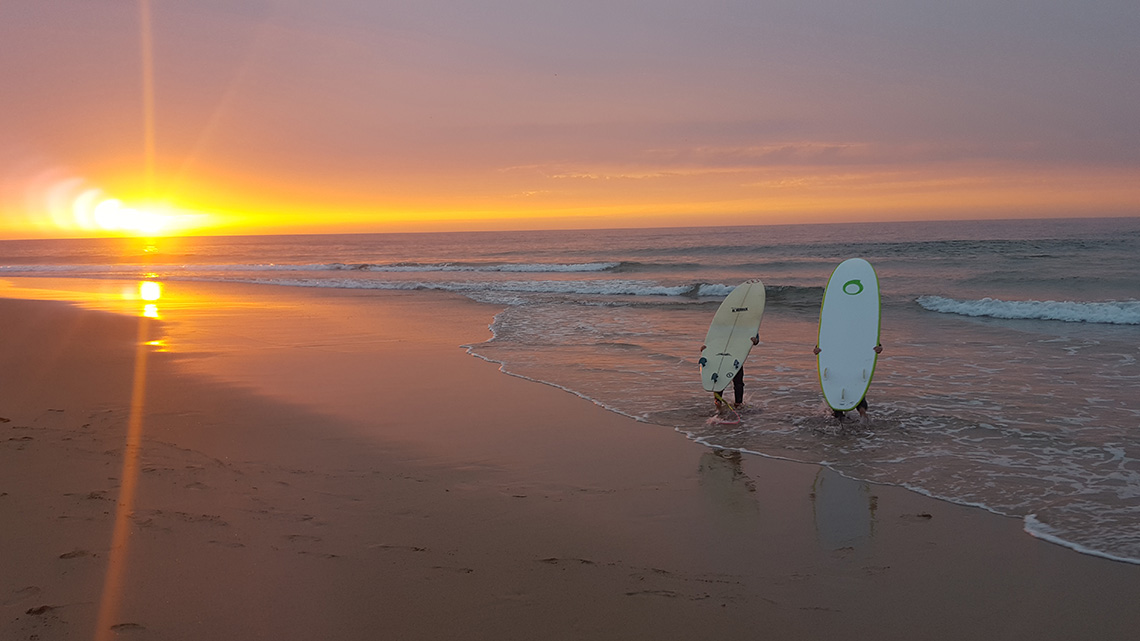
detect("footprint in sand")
[25,604,57,615]
[368,543,428,553]
[538,557,595,566]
[2,586,42,606]
[900,513,934,522]
[208,540,246,548]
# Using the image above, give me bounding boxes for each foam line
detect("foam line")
[917,295,1140,325]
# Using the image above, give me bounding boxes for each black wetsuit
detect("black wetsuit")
[833,397,868,419]
[732,368,745,405]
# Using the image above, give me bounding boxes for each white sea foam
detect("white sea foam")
[222,276,696,298]
[1023,515,1140,565]
[0,264,150,274]
[697,283,735,297]
[345,261,621,273]
[916,296,1140,325]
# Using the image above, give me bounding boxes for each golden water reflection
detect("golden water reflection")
[0,277,174,320]
[139,282,161,318]
[139,280,161,301]
[94,279,164,641]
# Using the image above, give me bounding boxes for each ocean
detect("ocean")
[3,217,1139,564]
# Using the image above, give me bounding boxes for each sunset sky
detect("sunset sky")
[2,0,1137,238]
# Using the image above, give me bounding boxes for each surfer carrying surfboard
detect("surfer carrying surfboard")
[815,258,882,424]
[699,279,766,416]
[702,333,760,410]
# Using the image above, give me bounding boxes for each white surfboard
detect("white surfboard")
[700,279,766,393]
[817,259,880,411]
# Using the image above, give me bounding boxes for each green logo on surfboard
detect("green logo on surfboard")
[842,279,864,295]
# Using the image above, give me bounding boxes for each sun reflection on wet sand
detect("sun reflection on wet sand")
[93,282,159,641]
[141,281,161,319]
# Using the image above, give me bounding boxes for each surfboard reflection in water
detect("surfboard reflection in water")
[810,467,877,551]
[698,450,758,513]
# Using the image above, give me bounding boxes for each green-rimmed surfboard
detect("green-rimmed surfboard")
[700,279,766,393]
[816,259,880,411]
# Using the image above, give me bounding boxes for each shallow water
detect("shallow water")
[3,217,1139,562]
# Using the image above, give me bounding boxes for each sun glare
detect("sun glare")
[9,170,218,238]
[93,199,170,235]
[138,281,162,319]
[139,281,162,302]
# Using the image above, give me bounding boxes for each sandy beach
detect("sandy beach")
[3,279,1139,641]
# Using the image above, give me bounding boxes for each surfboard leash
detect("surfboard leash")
[713,391,742,422]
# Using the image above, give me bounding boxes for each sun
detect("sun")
[93,198,171,236]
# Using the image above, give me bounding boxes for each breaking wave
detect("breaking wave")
[916,296,1140,325]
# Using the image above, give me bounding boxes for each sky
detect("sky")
[1,0,1138,238]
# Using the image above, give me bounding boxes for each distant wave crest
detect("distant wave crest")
[916,295,1140,325]
[335,261,621,273]
[0,261,621,275]
[231,277,699,298]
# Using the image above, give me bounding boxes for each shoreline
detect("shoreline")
[3,278,1140,640]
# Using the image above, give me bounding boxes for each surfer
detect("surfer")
[814,344,882,422]
[703,333,760,410]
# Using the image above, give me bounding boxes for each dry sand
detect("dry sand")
[2,280,1139,640]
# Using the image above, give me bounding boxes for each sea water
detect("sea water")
[3,217,1139,563]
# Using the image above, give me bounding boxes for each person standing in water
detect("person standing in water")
[703,333,760,410]
[814,343,883,421]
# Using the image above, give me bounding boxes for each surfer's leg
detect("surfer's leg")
[856,397,870,424]
[732,368,744,406]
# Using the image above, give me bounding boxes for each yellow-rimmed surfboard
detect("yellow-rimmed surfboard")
[817,259,880,411]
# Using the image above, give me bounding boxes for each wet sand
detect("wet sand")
[2,280,1139,640]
